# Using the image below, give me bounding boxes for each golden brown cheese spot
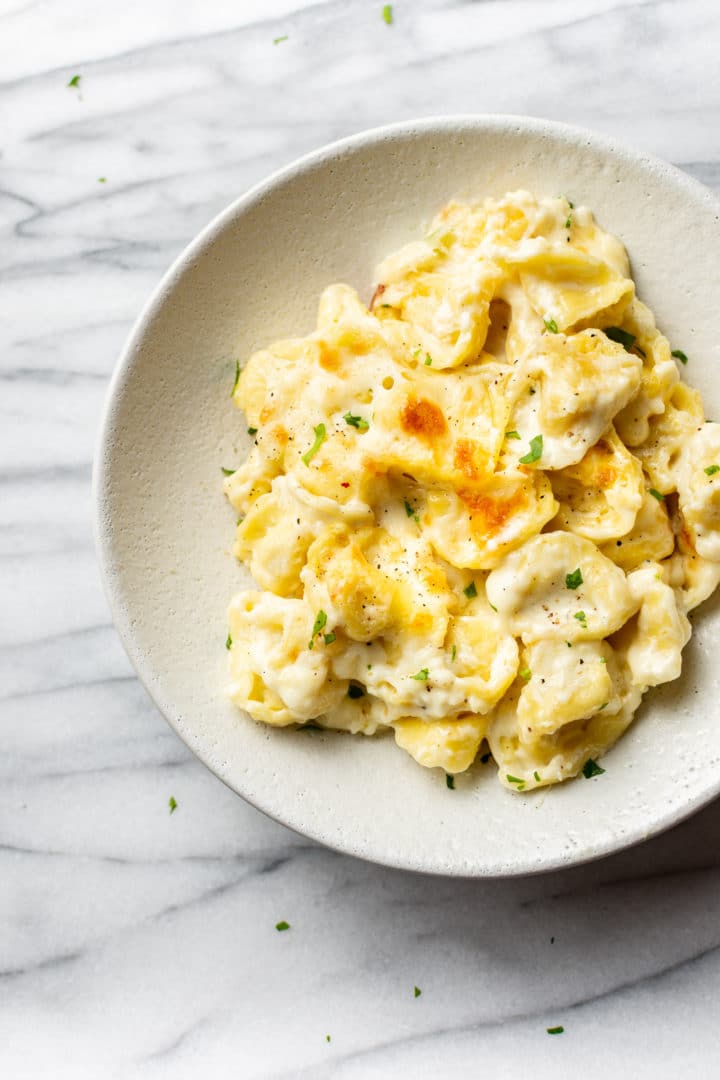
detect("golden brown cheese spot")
[410,612,435,635]
[271,424,289,448]
[401,397,448,442]
[597,466,617,489]
[461,488,526,538]
[260,404,276,425]
[454,439,490,483]
[423,561,451,596]
[318,341,341,371]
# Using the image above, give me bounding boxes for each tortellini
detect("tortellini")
[224,190,720,791]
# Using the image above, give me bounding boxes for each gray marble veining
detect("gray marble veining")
[3,0,720,1075]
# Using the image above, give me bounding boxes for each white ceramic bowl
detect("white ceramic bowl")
[94,115,720,876]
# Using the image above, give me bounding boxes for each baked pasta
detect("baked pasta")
[223,190,720,791]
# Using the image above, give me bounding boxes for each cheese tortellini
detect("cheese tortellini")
[224,191,719,792]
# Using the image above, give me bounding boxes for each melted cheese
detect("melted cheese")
[223,190,720,790]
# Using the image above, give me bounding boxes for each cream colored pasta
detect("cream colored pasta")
[224,191,720,791]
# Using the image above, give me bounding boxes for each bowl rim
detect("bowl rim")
[93,113,720,877]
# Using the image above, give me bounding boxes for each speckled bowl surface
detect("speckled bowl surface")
[94,115,720,876]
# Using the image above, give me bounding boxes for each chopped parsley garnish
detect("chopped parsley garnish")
[649,488,665,501]
[599,656,607,664]
[543,317,559,334]
[308,610,327,649]
[414,986,422,997]
[446,773,455,789]
[273,35,288,44]
[275,920,290,931]
[221,467,236,476]
[451,644,457,662]
[412,668,429,681]
[326,1035,331,1042]
[168,796,177,814]
[323,632,336,645]
[382,3,393,24]
[344,412,369,432]
[519,668,532,682]
[564,216,572,229]
[567,199,574,209]
[412,347,422,358]
[247,426,258,436]
[67,74,81,88]
[489,602,498,612]
[225,632,232,650]
[547,1026,564,1035]
[231,360,241,396]
[565,568,583,590]
[574,610,587,627]
[98,177,107,183]
[347,684,365,699]
[582,758,605,778]
[480,752,491,764]
[464,581,478,599]
[705,465,720,476]
[404,498,419,521]
[520,434,543,465]
[598,702,609,710]
[424,353,433,366]
[302,423,327,464]
[507,774,524,785]
[605,326,636,351]
[505,430,521,439]
[672,349,688,364]
[533,771,541,782]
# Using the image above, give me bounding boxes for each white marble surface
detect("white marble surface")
[4,0,720,1075]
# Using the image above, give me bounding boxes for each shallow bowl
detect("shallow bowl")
[94,115,720,876]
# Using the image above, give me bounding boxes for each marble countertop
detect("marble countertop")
[4,1,720,1075]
